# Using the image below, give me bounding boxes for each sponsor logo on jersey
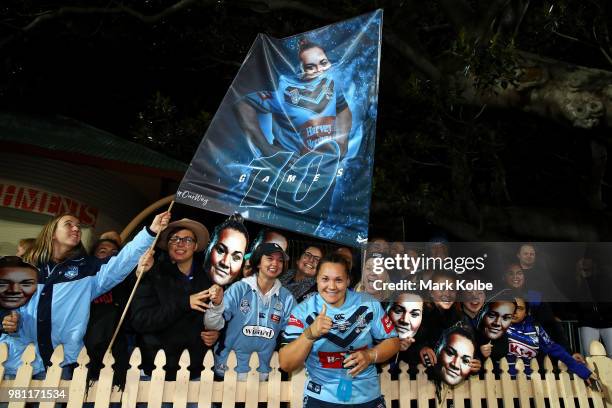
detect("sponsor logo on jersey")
[381,314,394,334]
[509,339,538,358]
[240,299,250,314]
[271,313,281,324]
[288,314,304,328]
[242,325,275,339]
[317,351,345,369]
[307,381,322,394]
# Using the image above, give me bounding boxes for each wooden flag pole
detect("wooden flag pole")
[105,200,175,356]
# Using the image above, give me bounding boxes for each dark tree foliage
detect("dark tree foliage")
[1,0,611,240]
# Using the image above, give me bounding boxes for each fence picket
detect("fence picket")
[543,356,561,408]
[558,361,576,408]
[483,358,497,408]
[398,361,410,408]
[381,363,393,407]
[197,350,215,408]
[221,351,237,408]
[66,346,89,408]
[500,358,514,408]
[588,341,611,408]
[40,345,64,408]
[245,352,260,408]
[147,349,167,408]
[122,347,142,408]
[173,349,191,408]
[452,378,467,408]
[529,358,545,408]
[8,343,35,408]
[93,350,115,408]
[267,352,282,408]
[416,364,428,408]
[468,367,481,408]
[515,359,530,408]
[572,365,590,408]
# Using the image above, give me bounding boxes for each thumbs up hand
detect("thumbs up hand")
[480,342,493,358]
[2,311,19,333]
[306,303,333,340]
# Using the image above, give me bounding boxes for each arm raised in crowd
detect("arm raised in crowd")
[91,212,170,298]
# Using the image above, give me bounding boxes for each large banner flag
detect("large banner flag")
[176,10,383,247]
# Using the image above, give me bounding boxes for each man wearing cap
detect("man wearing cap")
[130,218,224,380]
[212,243,295,381]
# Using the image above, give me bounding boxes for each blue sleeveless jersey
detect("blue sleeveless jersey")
[281,291,397,404]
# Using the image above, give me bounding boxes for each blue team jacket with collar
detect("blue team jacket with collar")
[214,275,295,375]
[0,227,155,376]
[507,315,591,379]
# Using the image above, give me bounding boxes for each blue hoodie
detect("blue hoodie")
[0,227,154,376]
[214,275,295,376]
[507,315,591,379]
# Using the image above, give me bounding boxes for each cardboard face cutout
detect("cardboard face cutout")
[434,323,476,387]
[0,257,39,310]
[478,300,516,341]
[387,293,423,340]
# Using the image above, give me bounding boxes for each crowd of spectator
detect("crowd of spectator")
[1,215,610,406]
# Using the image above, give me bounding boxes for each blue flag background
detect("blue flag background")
[176,10,383,247]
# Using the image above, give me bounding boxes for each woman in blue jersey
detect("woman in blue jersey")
[213,242,294,381]
[280,254,399,408]
[1,211,169,378]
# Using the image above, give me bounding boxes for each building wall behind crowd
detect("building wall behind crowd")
[0,152,159,252]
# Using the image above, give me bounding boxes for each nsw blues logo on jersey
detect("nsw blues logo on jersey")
[64,265,79,280]
[307,306,373,348]
[284,78,334,114]
[240,299,250,314]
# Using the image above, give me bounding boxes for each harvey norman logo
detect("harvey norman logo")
[242,325,275,339]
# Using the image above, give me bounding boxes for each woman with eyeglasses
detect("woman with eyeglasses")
[280,245,324,302]
[0,211,169,379]
[130,218,225,380]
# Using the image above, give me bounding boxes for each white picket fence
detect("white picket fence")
[0,341,610,408]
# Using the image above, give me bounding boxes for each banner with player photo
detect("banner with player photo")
[176,10,383,247]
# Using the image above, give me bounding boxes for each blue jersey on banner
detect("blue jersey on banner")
[281,291,397,404]
[176,10,382,246]
[245,71,349,156]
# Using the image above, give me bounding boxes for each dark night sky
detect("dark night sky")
[1,2,611,241]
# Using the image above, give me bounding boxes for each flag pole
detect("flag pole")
[105,200,175,356]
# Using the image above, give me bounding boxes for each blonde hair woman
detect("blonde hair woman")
[2,212,170,379]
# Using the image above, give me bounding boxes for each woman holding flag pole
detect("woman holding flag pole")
[280,253,399,407]
[0,211,170,379]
